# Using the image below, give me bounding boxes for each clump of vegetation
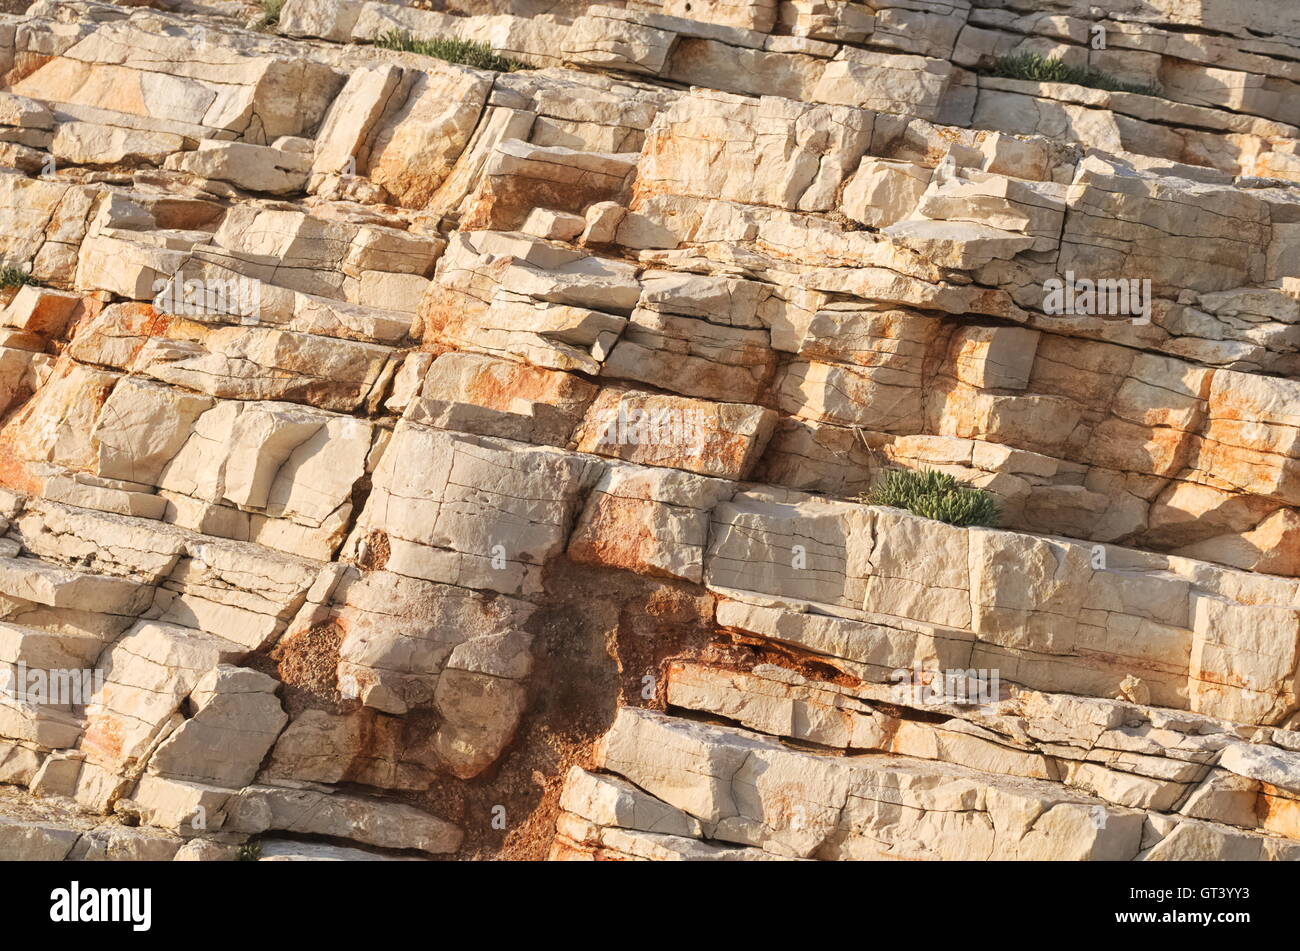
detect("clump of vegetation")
[256,0,284,29]
[860,468,1001,528]
[990,52,1160,97]
[237,841,262,862]
[0,265,38,288]
[374,30,530,72]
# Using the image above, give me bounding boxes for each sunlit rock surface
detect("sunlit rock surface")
[1,0,1300,861]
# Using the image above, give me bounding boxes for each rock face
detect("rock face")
[0,0,1299,862]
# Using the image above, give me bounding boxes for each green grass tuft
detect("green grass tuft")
[238,841,262,861]
[0,265,38,288]
[860,468,1001,528]
[990,52,1160,97]
[258,0,284,27]
[374,30,530,72]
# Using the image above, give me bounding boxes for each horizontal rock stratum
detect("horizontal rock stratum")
[0,0,1299,862]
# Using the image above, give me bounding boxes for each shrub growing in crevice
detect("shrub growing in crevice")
[859,468,1001,528]
[374,30,530,72]
[990,52,1160,97]
[256,0,284,29]
[0,265,38,288]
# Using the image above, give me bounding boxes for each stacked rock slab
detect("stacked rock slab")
[0,0,1298,860]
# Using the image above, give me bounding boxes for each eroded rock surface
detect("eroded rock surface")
[1,0,1300,861]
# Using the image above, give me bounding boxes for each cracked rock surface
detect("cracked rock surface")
[1,0,1300,860]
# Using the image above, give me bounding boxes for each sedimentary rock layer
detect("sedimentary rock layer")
[0,0,1298,861]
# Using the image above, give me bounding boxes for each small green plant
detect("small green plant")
[237,840,262,862]
[0,265,38,288]
[374,30,530,72]
[860,468,1001,528]
[256,0,284,29]
[990,52,1160,97]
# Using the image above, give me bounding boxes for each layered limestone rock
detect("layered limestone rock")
[0,0,1299,861]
